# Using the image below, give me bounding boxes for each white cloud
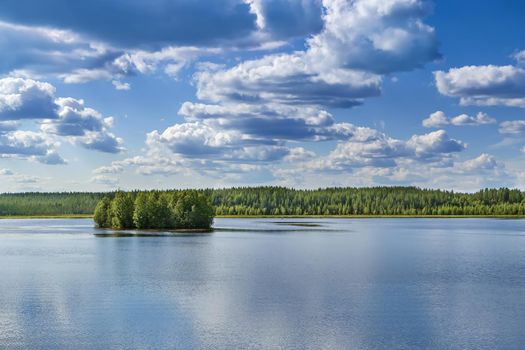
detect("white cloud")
[457,153,498,172]
[283,147,316,162]
[0,77,124,163]
[499,120,525,135]
[93,164,124,175]
[435,64,525,107]
[514,50,525,65]
[37,96,124,154]
[407,130,465,158]
[91,175,119,187]
[288,129,466,176]
[0,78,57,120]
[0,130,54,157]
[422,110,496,128]
[196,0,439,108]
[450,112,495,125]
[111,80,131,91]
[422,110,448,128]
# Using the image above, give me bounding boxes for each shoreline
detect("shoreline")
[1,214,525,219]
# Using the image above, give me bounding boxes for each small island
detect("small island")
[94,191,214,230]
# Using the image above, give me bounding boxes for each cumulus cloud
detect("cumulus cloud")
[407,130,465,158]
[37,150,67,165]
[112,0,441,180]
[499,120,525,135]
[178,102,371,142]
[435,63,525,107]
[93,164,124,175]
[41,97,123,153]
[0,21,111,77]
[0,130,52,156]
[91,175,119,187]
[0,77,123,162]
[295,129,465,175]
[306,0,440,74]
[59,46,222,85]
[422,110,496,128]
[457,153,498,172]
[0,1,332,87]
[283,147,316,162]
[196,53,381,108]
[0,79,124,154]
[196,0,439,108]
[0,78,57,120]
[422,111,448,128]
[0,0,261,48]
[246,0,323,39]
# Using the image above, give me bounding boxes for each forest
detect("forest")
[94,191,214,230]
[1,186,525,217]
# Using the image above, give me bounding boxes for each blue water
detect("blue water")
[0,218,524,349]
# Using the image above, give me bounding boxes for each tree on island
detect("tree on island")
[93,196,111,228]
[172,192,215,229]
[94,190,214,230]
[110,192,135,229]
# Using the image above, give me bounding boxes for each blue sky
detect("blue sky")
[1,0,525,192]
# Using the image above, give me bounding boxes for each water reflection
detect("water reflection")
[0,218,524,349]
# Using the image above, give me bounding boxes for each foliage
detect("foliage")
[172,192,215,229]
[93,196,111,228]
[0,192,103,216]
[95,190,214,230]
[2,187,525,218]
[110,192,135,229]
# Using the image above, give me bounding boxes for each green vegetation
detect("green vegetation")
[209,187,525,216]
[1,187,525,219]
[94,191,214,230]
[0,192,103,216]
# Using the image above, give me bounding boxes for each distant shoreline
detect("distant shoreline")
[1,214,525,219]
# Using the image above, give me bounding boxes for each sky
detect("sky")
[1,0,525,192]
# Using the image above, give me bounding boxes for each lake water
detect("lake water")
[0,218,524,349]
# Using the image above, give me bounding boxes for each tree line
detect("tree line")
[1,187,525,217]
[94,191,214,229]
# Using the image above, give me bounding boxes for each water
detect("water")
[0,218,524,349]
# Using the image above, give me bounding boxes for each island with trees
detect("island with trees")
[94,190,215,230]
[1,186,525,219]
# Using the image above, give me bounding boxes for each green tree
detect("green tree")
[93,196,111,228]
[133,192,152,229]
[172,192,214,229]
[111,192,134,229]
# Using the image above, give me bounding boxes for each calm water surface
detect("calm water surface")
[0,218,524,349]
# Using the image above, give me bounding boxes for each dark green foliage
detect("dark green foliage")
[93,196,111,228]
[110,192,134,229]
[2,187,525,218]
[172,192,215,229]
[96,190,215,230]
[133,192,175,229]
[132,192,153,229]
[209,186,525,216]
[0,192,103,216]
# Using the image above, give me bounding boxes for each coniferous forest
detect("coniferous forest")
[1,187,525,218]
